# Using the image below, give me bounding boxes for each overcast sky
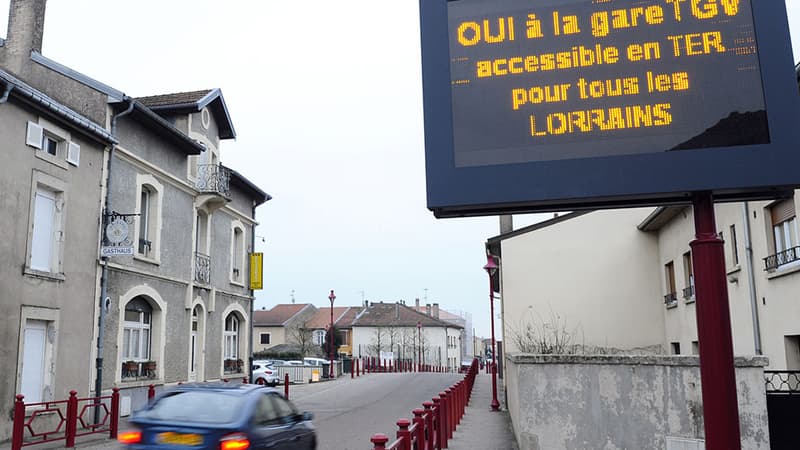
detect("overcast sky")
[1,1,799,338]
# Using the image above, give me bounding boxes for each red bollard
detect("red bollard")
[396,419,412,450]
[357,358,360,377]
[65,390,78,448]
[383,359,387,373]
[433,396,446,449]
[11,395,25,450]
[148,384,156,403]
[351,361,354,379]
[371,433,389,450]
[284,373,290,399]
[243,376,248,384]
[110,387,120,439]
[413,408,426,448]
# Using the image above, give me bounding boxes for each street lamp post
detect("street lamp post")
[483,254,501,411]
[328,290,336,379]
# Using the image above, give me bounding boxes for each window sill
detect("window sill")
[727,266,741,276]
[684,297,695,304]
[34,151,69,170]
[766,262,800,280]
[23,267,65,282]
[134,253,161,266]
[665,302,678,309]
[119,378,163,388]
[229,279,245,288]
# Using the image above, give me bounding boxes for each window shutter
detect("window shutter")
[771,198,796,225]
[66,142,80,166]
[26,122,43,149]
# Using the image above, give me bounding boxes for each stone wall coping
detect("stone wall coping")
[507,353,769,367]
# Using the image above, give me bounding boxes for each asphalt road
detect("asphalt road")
[290,372,462,450]
[10,372,463,450]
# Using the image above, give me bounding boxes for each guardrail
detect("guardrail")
[12,389,120,450]
[369,358,478,449]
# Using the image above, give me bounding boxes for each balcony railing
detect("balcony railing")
[195,252,211,284]
[682,285,695,299]
[765,371,800,393]
[764,246,800,271]
[196,164,231,198]
[664,292,678,306]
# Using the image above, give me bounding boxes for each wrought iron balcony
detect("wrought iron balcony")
[196,164,231,198]
[682,285,695,299]
[664,292,678,306]
[194,252,211,285]
[763,246,800,271]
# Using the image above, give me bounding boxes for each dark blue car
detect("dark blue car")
[118,383,316,450]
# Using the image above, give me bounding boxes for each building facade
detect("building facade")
[252,304,317,354]
[0,0,269,428]
[351,301,463,371]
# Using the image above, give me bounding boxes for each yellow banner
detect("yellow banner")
[249,252,263,290]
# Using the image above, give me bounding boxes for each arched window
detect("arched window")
[224,314,239,360]
[123,297,152,361]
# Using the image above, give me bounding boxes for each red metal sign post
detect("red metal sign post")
[690,192,741,449]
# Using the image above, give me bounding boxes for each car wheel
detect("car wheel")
[255,378,266,385]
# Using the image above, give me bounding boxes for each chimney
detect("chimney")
[433,303,440,319]
[499,215,513,234]
[364,300,369,308]
[426,304,431,316]
[3,0,47,74]
[395,302,400,320]
[415,298,420,310]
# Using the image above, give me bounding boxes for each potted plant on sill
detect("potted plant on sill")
[236,359,244,372]
[224,359,236,372]
[124,360,139,377]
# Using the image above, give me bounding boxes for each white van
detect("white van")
[303,357,329,366]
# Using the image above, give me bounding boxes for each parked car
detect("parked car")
[118,383,316,449]
[303,357,329,366]
[252,364,281,387]
[286,360,304,366]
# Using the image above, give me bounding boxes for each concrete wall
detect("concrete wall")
[500,208,665,354]
[505,354,770,450]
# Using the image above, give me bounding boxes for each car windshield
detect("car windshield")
[138,391,248,423]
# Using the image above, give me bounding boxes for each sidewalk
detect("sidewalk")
[447,371,518,450]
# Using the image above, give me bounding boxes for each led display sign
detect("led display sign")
[419,0,800,217]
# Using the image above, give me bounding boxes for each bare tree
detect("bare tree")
[508,308,579,355]
[286,320,314,357]
[367,327,386,356]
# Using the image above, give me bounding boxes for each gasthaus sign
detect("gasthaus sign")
[419,0,800,217]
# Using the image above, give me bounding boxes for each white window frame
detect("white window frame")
[25,171,67,279]
[224,314,240,360]
[230,220,246,286]
[26,119,78,169]
[313,329,326,346]
[115,286,166,384]
[134,174,163,264]
[122,308,151,362]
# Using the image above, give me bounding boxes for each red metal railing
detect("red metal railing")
[12,388,120,450]
[369,358,478,449]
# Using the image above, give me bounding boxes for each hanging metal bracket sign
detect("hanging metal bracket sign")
[100,211,137,257]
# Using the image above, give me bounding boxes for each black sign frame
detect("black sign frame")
[420,0,800,217]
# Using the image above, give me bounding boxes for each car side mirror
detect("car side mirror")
[301,411,313,421]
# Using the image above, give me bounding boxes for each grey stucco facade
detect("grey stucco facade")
[0,71,113,441]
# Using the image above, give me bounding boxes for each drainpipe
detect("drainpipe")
[95,97,134,421]
[742,202,763,355]
[249,201,257,383]
[0,83,13,103]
